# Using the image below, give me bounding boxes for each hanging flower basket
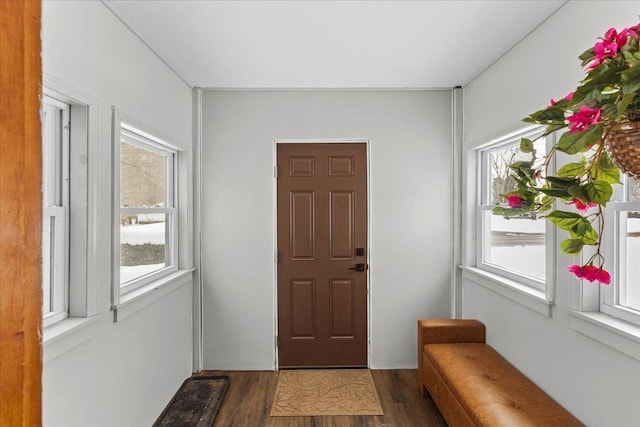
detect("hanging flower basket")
[494,22,640,285]
[605,121,640,179]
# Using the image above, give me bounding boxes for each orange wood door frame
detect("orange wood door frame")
[0,1,43,425]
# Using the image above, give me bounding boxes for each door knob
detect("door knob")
[349,263,366,272]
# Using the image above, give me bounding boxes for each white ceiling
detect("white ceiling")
[103,0,567,89]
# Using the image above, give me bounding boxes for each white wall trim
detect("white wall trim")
[113,269,194,322]
[43,315,101,363]
[202,87,456,92]
[191,87,204,372]
[451,87,464,318]
[570,310,640,361]
[272,138,372,369]
[462,266,554,317]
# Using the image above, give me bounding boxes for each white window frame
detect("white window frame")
[475,127,555,293]
[41,77,101,362]
[601,177,640,326]
[112,109,179,307]
[42,95,70,327]
[570,173,640,361]
[460,126,555,317]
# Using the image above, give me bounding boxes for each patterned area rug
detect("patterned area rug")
[153,376,229,426]
[270,369,384,417]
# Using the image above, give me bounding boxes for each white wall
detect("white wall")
[200,90,452,370]
[463,2,640,426]
[42,2,193,426]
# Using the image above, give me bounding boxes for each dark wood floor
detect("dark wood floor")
[201,369,447,427]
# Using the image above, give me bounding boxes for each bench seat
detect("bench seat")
[418,319,583,426]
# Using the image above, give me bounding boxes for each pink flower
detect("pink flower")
[549,92,575,108]
[587,27,629,70]
[586,56,605,71]
[604,27,629,48]
[584,265,611,284]
[566,198,597,212]
[566,105,602,133]
[567,264,586,278]
[505,195,524,208]
[566,264,611,285]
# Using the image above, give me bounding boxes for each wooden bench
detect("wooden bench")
[418,319,583,426]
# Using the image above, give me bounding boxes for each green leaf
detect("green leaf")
[617,93,636,118]
[547,210,585,231]
[579,47,595,64]
[583,180,613,205]
[556,125,604,155]
[560,239,585,255]
[539,187,571,198]
[509,161,533,171]
[526,107,566,123]
[621,64,640,94]
[594,151,621,184]
[556,162,585,178]
[546,176,578,188]
[572,219,592,237]
[520,138,534,153]
[569,226,598,244]
[542,124,568,137]
[567,184,586,199]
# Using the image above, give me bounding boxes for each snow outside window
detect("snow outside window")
[477,128,551,291]
[114,120,178,296]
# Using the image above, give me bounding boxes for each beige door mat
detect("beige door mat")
[270,369,384,417]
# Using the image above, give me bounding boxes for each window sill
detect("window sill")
[570,310,640,361]
[43,315,101,363]
[461,266,553,317]
[112,268,194,322]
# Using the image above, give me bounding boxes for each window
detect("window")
[602,176,640,325]
[41,80,98,339]
[42,95,70,327]
[477,127,552,290]
[113,118,178,296]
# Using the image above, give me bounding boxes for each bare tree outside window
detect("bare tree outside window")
[120,141,171,284]
[481,137,548,283]
[490,146,519,205]
[121,143,166,209]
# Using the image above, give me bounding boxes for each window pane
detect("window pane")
[120,141,166,208]
[484,211,546,281]
[488,139,545,205]
[630,180,640,202]
[120,214,167,284]
[621,211,640,310]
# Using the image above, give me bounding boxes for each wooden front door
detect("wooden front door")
[277,143,368,368]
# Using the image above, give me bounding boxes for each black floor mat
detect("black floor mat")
[153,375,229,427]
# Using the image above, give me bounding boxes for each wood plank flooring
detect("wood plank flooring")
[200,369,447,427]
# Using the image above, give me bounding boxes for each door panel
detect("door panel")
[330,191,354,259]
[290,191,315,259]
[277,143,367,368]
[290,279,316,338]
[330,279,355,338]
